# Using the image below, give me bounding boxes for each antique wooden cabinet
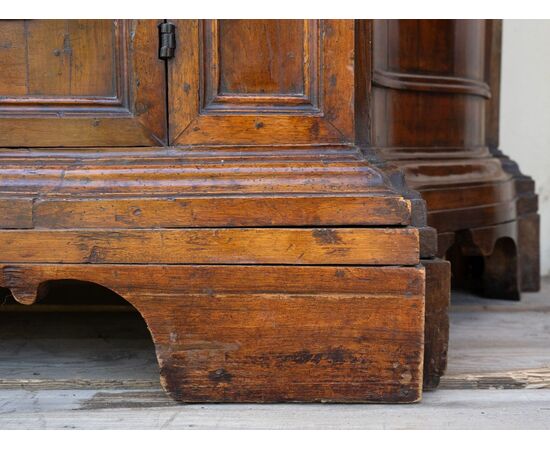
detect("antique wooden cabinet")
[0,19,458,403]
[372,20,540,300]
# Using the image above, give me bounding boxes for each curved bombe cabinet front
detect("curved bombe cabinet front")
[0,20,449,403]
[371,19,539,300]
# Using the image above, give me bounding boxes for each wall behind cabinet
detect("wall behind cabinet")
[501,20,550,275]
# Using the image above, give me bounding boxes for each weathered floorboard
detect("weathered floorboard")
[1,389,549,429]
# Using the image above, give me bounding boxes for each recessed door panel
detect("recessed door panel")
[217,20,305,95]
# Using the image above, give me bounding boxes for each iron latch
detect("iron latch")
[158,22,176,60]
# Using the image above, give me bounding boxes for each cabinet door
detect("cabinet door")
[169,20,355,146]
[0,20,166,147]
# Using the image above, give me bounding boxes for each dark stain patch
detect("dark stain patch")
[79,390,174,410]
[86,246,102,263]
[323,24,334,37]
[135,102,149,114]
[335,269,346,278]
[0,40,12,49]
[92,119,100,127]
[325,108,337,121]
[63,33,72,56]
[397,386,419,402]
[255,121,264,129]
[279,347,352,365]
[326,248,349,256]
[310,121,320,136]
[289,350,321,364]
[183,82,191,94]
[208,368,233,384]
[329,74,337,87]
[312,228,343,245]
[203,287,215,296]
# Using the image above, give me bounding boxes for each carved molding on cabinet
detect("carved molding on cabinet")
[372,70,491,98]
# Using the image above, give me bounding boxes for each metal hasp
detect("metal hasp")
[158,22,176,59]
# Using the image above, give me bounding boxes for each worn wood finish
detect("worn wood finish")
[31,195,411,229]
[0,20,446,402]
[422,259,450,390]
[3,389,550,429]
[4,283,550,390]
[0,147,401,197]
[0,228,420,266]
[371,19,540,299]
[484,20,540,292]
[0,198,33,229]
[1,264,426,403]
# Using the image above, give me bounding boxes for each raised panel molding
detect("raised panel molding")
[201,20,321,114]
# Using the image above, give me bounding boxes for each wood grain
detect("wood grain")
[0,263,425,403]
[2,284,549,426]
[217,20,305,95]
[32,195,411,228]
[0,20,27,95]
[422,259,450,390]
[27,20,71,96]
[0,151,397,196]
[0,264,424,299]
[0,228,419,265]
[0,198,33,229]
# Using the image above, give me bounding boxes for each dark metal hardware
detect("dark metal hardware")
[158,22,176,60]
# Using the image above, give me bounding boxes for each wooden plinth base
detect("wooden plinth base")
[2,264,429,403]
[0,149,449,402]
[384,153,540,300]
[422,259,450,390]
[439,214,540,300]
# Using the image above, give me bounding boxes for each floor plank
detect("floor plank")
[444,281,550,382]
[1,389,549,429]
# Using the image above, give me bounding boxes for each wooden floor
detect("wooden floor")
[1,278,549,429]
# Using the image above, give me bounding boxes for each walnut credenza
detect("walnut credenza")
[3,18,515,402]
